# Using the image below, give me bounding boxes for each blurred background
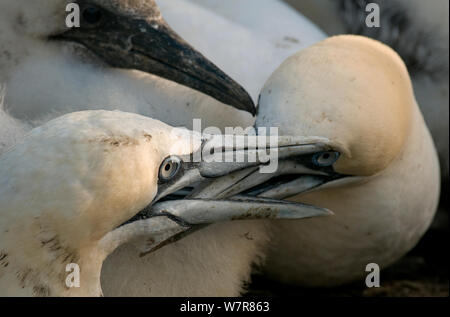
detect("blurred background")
[246,0,449,297]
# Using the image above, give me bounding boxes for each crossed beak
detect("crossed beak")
[124,136,344,254]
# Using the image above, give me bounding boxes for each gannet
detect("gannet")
[1,0,328,130]
[287,0,449,192]
[0,110,331,296]
[247,35,440,286]
[0,0,256,130]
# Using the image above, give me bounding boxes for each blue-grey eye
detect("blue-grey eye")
[159,156,182,181]
[312,151,340,167]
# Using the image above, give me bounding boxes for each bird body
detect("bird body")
[0,109,328,296]
[0,110,192,296]
[255,35,440,286]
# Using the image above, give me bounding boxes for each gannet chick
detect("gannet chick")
[0,110,329,296]
[251,35,440,286]
[0,0,255,129]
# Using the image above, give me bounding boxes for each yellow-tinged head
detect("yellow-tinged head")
[257,35,415,176]
[0,110,200,248]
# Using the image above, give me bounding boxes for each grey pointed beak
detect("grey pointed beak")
[189,136,344,200]
[136,196,332,255]
[144,136,338,225]
[107,194,333,257]
[189,137,345,199]
[152,135,333,202]
[150,196,332,224]
[111,136,340,255]
[51,9,255,115]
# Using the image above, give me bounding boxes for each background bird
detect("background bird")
[0,0,256,130]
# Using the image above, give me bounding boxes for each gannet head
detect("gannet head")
[203,35,419,206]
[256,35,414,177]
[250,35,440,286]
[0,0,255,116]
[0,110,329,296]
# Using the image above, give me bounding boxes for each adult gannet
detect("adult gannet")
[193,34,441,287]
[0,0,256,130]
[248,35,440,286]
[286,0,449,194]
[0,110,331,296]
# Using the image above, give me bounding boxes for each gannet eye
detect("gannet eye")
[82,5,103,26]
[159,156,182,181]
[312,151,340,167]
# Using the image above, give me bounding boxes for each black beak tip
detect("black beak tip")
[239,93,257,116]
[227,84,256,116]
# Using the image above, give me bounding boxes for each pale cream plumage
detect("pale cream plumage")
[0,110,197,296]
[1,0,439,295]
[255,35,440,286]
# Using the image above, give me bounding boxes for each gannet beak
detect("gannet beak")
[143,136,336,222]
[151,135,333,201]
[135,196,331,255]
[51,14,255,115]
[188,136,347,201]
[115,136,338,255]
[150,196,332,224]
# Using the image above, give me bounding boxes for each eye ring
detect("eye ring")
[312,151,340,167]
[81,5,103,26]
[159,156,182,181]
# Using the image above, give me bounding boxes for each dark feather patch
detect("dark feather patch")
[337,0,448,80]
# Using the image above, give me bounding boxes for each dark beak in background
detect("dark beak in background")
[51,10,256,115]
